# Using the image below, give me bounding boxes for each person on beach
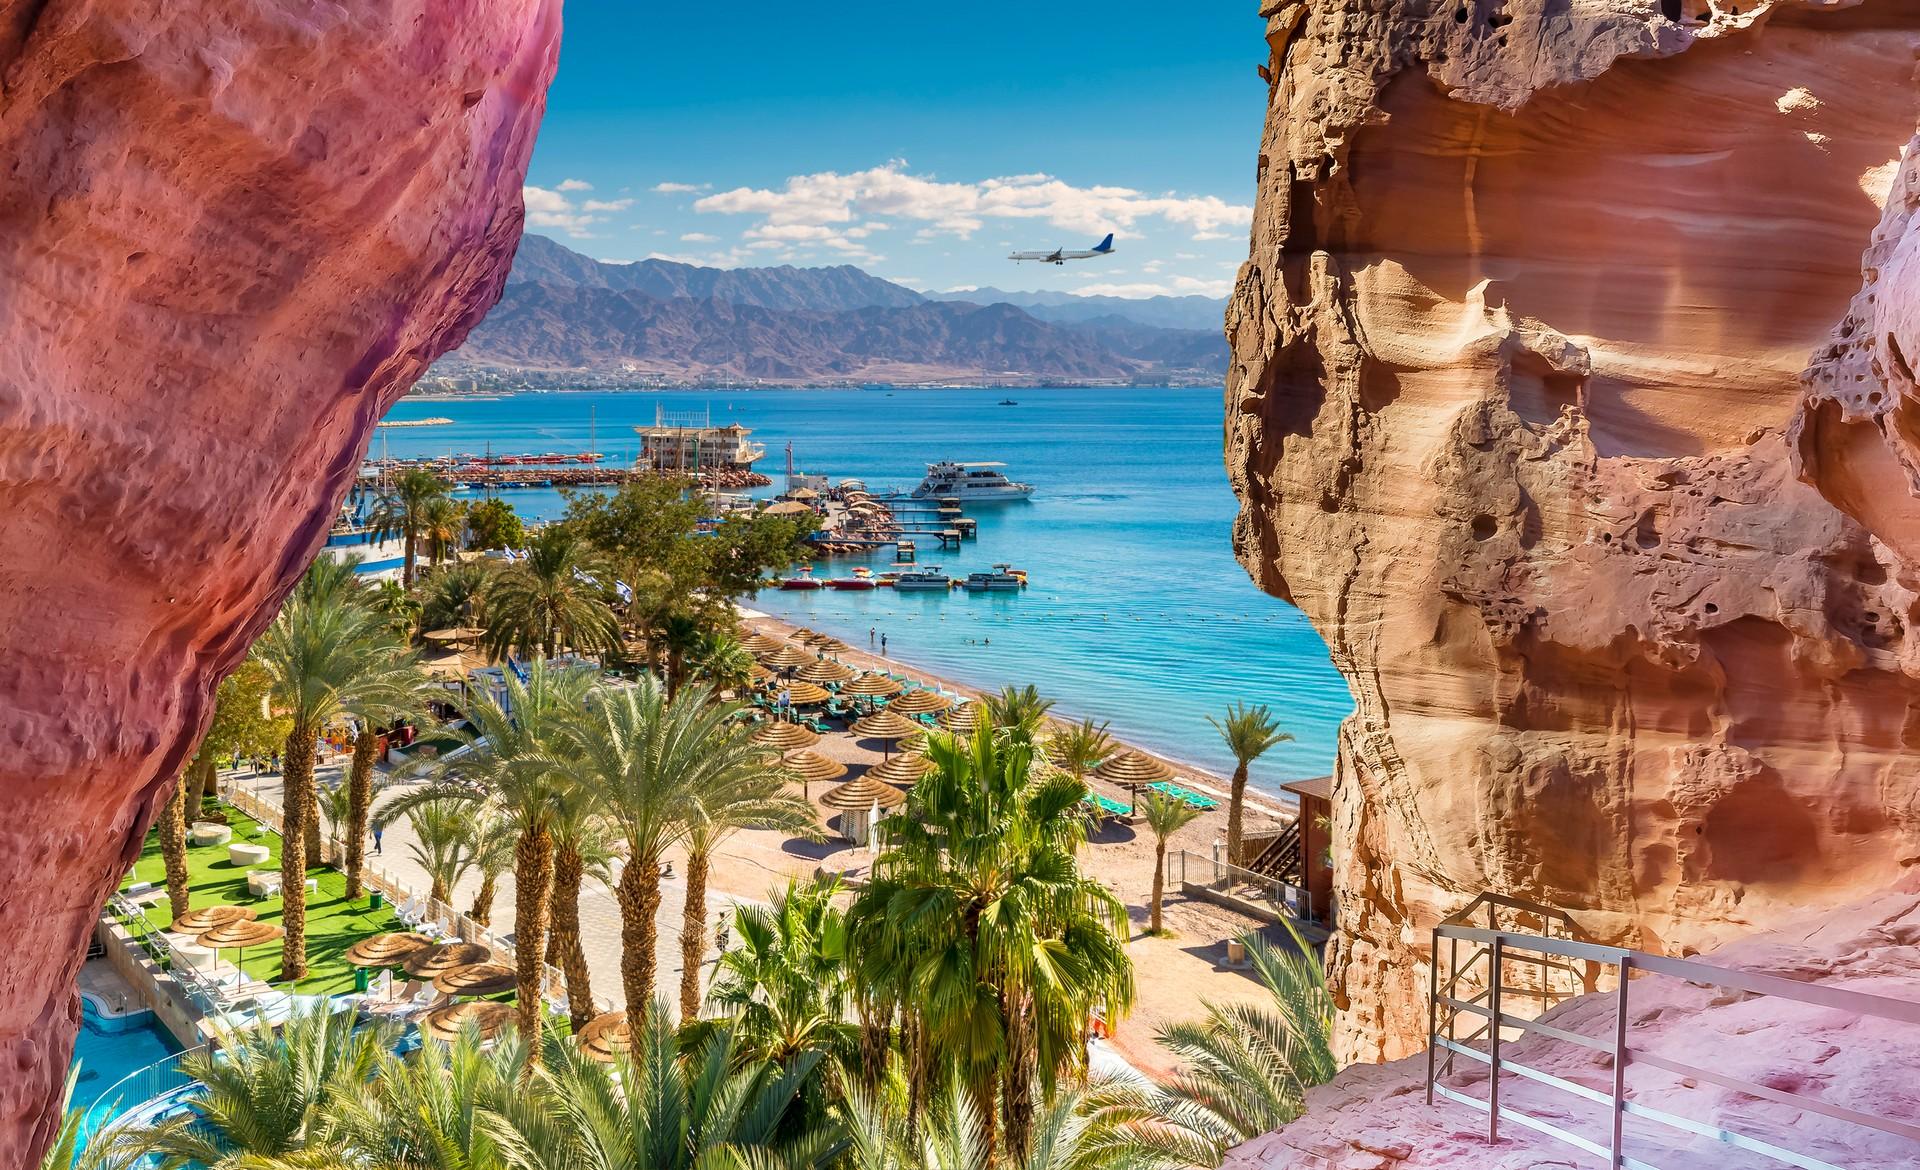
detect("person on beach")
[881,633,888,654]
[869,626,876,647]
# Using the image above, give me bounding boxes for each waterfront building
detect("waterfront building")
[633,406,765,473]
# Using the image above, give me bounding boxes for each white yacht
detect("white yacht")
[910,461,1034,501]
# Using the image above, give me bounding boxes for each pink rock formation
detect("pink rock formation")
[0,1,558,1161]
[1225,876,1920,1168]
[1224,0,1920,1063]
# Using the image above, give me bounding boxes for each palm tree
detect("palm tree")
[654,612,707,697]
[367,467,450,589]
[160,775,191,920]
[707,878,857,1067]
[419,560,495,632]
[313,1023,520,1170]
[690,631,758,695]
[544,788,616,1031]
[842,1077,1199,1170]
[492,1010,844,1170]
[848,725,1134,1162]
[674,720,814,1021]
[463,809,516,927]
[318,779,354,862]
[484,526,618,661]
[107,1006,389,1168]
[340,650,435,903]
[1154,927,1336,1150]
[253,589,422,979]
[405,799,476,904]
[378,661,595,1060]
[1139,790,1203,936]
[418,496,465,568]
[554,676,715,1037]
[1207,704,1292,869]
[983,683,1055,744]
[367,578,423,642]
[1048,717,1115,782]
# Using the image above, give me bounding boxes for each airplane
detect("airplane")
[1008,233,1115,265]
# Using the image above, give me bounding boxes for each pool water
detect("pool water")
[69,1008,179,1116]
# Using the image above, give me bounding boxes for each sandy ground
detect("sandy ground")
[719,612,1297,1077]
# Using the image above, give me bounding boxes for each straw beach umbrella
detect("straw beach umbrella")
[850,709,924,759]
[887,689,952,717]
[576,1010,632,1062]
[867,753,934,787]
[741,634,785,656]
[420,1001,514,1044]
[781,681,832,706]
[788,749,848,798]
[433,962,517,997]
[842,673,903,699]
[196,918,283,976]
[821,775,907,845]
[174,905,254,934]
[404,940,492,979]
[797,659,855,684]
[754,721,821,752]
[345,931,435,969]
[938,701,984,735]
[765,645,814,671]
[423,626,486,644]
[1093,751,1176,813]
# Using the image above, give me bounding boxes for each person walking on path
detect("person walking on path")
[371,820,384,855]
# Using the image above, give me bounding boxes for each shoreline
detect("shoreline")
[738,607,1300,824]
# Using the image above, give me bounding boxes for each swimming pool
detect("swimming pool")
[69,1003,180,1118]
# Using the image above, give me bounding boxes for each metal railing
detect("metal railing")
[81,1044,206,1141]
[1173,848,1314,924]
[1426,901,1920,1169]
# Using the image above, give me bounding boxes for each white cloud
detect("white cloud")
[694,160,1249,242]
[1074,275,1234,298]
[680,232,718,243]
[556,178,593,192]
[523,185,604,236]
[1190,230,1230,241]
[652,181,711,194]
[581,198,633,213]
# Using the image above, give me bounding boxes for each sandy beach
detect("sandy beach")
[705,608,1300,1077]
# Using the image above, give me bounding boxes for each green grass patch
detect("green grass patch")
[122,805,402,995]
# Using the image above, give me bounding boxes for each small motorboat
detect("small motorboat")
[830,577,877,590]
[961,564,1026,592]
[998,399,1018,406]
[780,568,824,591]
[893,567,954,591]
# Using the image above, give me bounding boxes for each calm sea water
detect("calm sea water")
[376,388,1352,789]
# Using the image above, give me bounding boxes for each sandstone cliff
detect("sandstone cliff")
[0,1,558,1161]
[1224,0,1920,1062]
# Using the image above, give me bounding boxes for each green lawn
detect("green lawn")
[122,805,403,995]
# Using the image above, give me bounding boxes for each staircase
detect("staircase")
[1246,819,1302,883]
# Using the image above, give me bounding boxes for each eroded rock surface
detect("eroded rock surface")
[0,1,558,1160]
[1225,876,1920,1168]
[1225,0,1920,1062]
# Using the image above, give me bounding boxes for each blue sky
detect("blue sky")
[521,0,1263,298]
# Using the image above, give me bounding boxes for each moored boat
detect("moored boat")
[909,461,1034,501]
[893,566,954,591]
[780,568,824,590]
[961,563,1026,591]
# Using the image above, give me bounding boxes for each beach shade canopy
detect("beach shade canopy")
[787,488,821,501]
[423,626,487,643]
[764,645,814,670]
[422,650,486,681]
[788,750,849,785]
[404,940,494,978]
[868,753,935,787]
[797,659,855,684]
[1093,751,1176,789]
[755,720,821,752]
[741,634,784,656]
[764,501,814,517]
[197,918,283,950]
[782,681,832,706]
[850,709,924,741]
[577,1011,633,1062]
[821,775,908,811]
[420,1000,515,1044]
[345,931,437,969]
[174,905,255,934]
[790,627,817,639]
[939,701,985,734]
[842,673,903,698]
[433,961,518,997]
[887,689,952,717]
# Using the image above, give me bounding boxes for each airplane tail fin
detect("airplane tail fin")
[1094,233,1115,253]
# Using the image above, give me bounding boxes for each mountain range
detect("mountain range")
[434,235,1227,386]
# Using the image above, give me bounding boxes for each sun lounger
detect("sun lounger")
[1146,781,1218,811]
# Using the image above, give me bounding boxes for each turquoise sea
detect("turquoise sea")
[375,388,1351,791]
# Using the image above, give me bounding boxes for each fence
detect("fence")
[223,779,572,1010]
[82,1043,206,1141]
[1426,900,1920,1169]
[1173,847,1315,924]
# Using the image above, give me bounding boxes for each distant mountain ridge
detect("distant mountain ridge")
[438,235,1227,385]
[927,286,1227,332]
